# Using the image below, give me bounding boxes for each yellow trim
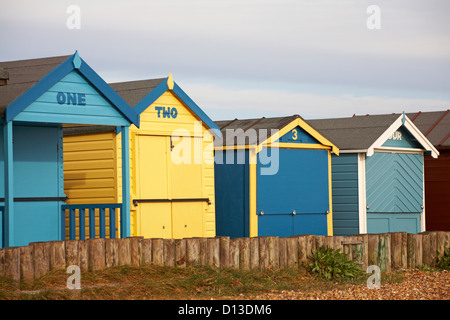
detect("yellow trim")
[214,145,255,151]
[259,118,339,155]
[265,142,332,150]
[327,150,333,236]
[249,147,258,237]
[167,73,174,90]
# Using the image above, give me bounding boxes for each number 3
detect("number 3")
[292,129,298,140]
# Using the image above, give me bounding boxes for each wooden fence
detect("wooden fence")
[0,231,449,283]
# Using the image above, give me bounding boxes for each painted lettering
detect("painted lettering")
[389,131,402,141]
[56,92,86,106]
[155,106,178,119]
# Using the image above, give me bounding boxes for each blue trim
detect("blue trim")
[133,78,222,138]
[133,79,169,115]
[3,122,14,247]
[5,52,139,127]
[120,126,131,238]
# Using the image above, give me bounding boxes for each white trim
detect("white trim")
[338,149,368,154]
[374,147,424,155]
[357,152,367,234]
[367,114,439,158]
[421,165,426,232]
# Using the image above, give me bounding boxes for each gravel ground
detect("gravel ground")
[252,270,450,300]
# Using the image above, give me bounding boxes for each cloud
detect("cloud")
[181,83,450,120]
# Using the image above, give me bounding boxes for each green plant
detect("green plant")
[306,246,365,280]
[435,247,450,270]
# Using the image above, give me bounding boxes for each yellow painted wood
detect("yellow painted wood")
[63,89,216,239]
[249,147,258,237]
[327,150,333,236]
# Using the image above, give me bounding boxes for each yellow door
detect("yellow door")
[170,136,204,238]
[136,135,172,238]
[135,135,205,238]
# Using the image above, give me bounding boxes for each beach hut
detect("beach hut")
[63,75,220,239]
[0,52,139,248]
[308,113,439,236]
[396,110,449,231]
[213,115,339,238]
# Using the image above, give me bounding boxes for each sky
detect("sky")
[1,0,449,121]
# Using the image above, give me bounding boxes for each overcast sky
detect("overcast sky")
[1,0,449,121]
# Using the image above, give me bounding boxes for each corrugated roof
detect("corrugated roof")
[0,55,71,117]
[214,115,301,147]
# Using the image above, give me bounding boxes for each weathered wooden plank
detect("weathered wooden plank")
[49,241,66,271]
[207,238,220,269]
[279,237,287,269]
[267,236,279,270]
[175,239,186,267]
[286,237,298,268]
[32,242,51,279]
[20,246,34,282]
[118,238,132,266]
[407,233,416,268]
[367,234,379,268]
[129,237,143,267]
[65,240,79,268]
[390,233,402,270]
[296,236,308,265]
[78,240,89,272]
[436,231,446,260]
[229,238,240,269]
[105,238,120,267]
[414,234,423,267]
[140,238,152,265]
[88,238,105,271]
[250,237,259,270]
[4,247,20,282]
[164,239,175,267]
[218,236,230,269]
[429,232,437,267]
[0,249,5,277]
[239,238,250,271]
[186,238,200,267]
[421,233,431,267]
[152,238,164,266]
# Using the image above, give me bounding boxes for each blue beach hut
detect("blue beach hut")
[0,52,139,247]
[308,113,439,235]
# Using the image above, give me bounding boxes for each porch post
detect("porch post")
[120,126,130,238]
[3,121,14,247]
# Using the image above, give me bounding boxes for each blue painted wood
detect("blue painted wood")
[5,53,139,127]
[89,208,96,238]
[257,148,329,214]
[120,126,130,238]
[61,204,122,240]
[99,208,106,238]
[110,208,116,239]
[257,148,329,237]
[2,122,14,247]
[278,125,319,144]
[367,213,420,234]
[0,206,3,248]
[382,126,421,149]
[331,154,359,236]
[214,150,249,238]
[366,152,423,213]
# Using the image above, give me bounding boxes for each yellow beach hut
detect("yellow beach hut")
[63,75,220,239]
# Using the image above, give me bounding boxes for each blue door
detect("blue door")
[257,148,329,236]
[366,152,423,234]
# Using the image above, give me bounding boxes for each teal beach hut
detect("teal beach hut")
[308,113,439,236]
[0,52,139,248]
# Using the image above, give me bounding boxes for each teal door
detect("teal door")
[366,152,423,233]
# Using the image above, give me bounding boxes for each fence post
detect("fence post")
[88,238,105,271]
[20,246,34,282]
[296,236,307,265]
[129,237,143,266]
[239,238,250,271]
[218,236,230,269]
[207,238,220,269]
[140,238,152,265]
[32,242,50,279]
[421,233,431,267]
[414,234,423,267]
[368,234,379,268]
[229,238,240,270]
[105,238,120,268]
[4,247,20,282]
[287,236,298,268]
[65,240,79,268]
[152,238,164,266]
[279,237,287,269]
[175,238,186,267]
[164,239,175,267]
[186,238,200,267]
[250,237,259,270]
[78,240,89,272]
[49,241,66,271]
